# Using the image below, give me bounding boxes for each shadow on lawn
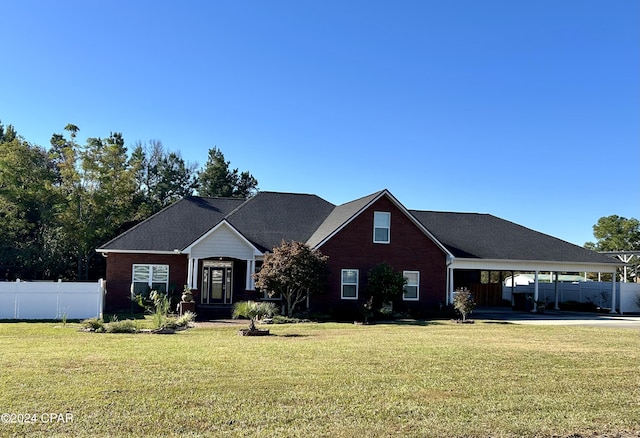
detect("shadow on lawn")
[481,321,514,325]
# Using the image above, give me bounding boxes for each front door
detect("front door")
[201,261,233,304]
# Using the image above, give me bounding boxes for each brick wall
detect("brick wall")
[315,196,447,317]
[104,253,188,312]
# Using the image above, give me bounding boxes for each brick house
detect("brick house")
[97,190,620,317]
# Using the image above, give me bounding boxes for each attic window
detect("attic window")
[373,211,390,243]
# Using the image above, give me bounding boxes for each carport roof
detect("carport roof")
[409,210,618,265]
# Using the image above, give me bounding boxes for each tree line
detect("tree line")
[0,121,258,281]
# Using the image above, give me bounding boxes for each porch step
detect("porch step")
[196,304,233,321]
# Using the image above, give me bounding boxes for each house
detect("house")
[97,190,621,317]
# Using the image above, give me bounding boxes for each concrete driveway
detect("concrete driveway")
[473,307,640,329]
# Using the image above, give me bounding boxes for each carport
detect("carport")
[409,210,623,313]
[445,258,620,312]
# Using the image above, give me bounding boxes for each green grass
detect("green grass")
[0,321,638,437]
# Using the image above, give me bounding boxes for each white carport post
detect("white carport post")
[553,272,560,310]
[532,271,539,313]
[610,273,617,314]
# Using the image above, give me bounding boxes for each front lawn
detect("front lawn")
[0,321,638,437]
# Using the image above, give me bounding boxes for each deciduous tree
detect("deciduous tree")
[254,241,328,317]
[585,215,640,282]
[130,140,198,216]
[0,123,58,279]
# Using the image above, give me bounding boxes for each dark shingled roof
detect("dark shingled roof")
[99,192,335,253]
[99,190,617,266]
[307,191,383,248]
[226,192,335,252]
[99,197,244,252]
[409,210,617,264]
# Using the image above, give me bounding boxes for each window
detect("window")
[132,264,169,296]
[373,212,390,243]
[403,271,419,301]
[341,269,359,299]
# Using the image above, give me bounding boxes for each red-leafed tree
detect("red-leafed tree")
[254,241,328,317]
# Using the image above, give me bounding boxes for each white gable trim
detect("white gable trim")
[314,189,454,257]
[450,257,621,273]
[182,219,263,257]
[96,249,178,255]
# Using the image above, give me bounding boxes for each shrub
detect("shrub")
[453,287,476,322]
[366,263,406,310]
[150,291,170,329]
[271,315,310,324]
[81,317,105,332]
[105,319,138,333]
[175,311,196,328]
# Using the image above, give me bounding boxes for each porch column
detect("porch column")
[533,271,539,312]
[191,258,199,289]
[245,259,254,290]
[610,273,617,314]
[510,271,515,307]
[187,258,193,289]
[448,268,455,305]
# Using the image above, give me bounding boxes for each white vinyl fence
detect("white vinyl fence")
[620,283,640,314]
[0,279,105,320]
[503,281,640,314]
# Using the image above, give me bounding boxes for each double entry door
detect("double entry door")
[201,261,233,304]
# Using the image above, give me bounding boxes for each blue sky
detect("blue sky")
[2,0,638,247]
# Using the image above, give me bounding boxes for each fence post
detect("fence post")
[56,279,62,319]
[14,279,20,319]
[98,279,105,320]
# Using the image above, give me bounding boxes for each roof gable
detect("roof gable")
[185,220,261,258]
[307,190,451,255]
[306,191,383,248]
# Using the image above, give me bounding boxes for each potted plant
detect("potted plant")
[181,285,194,303]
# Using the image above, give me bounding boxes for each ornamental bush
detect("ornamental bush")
[453,287,476,322]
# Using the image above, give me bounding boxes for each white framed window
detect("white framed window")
[132,264,169,296]
[341,269,359,300]
[373,211,390,243]
[403,271,419,301]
